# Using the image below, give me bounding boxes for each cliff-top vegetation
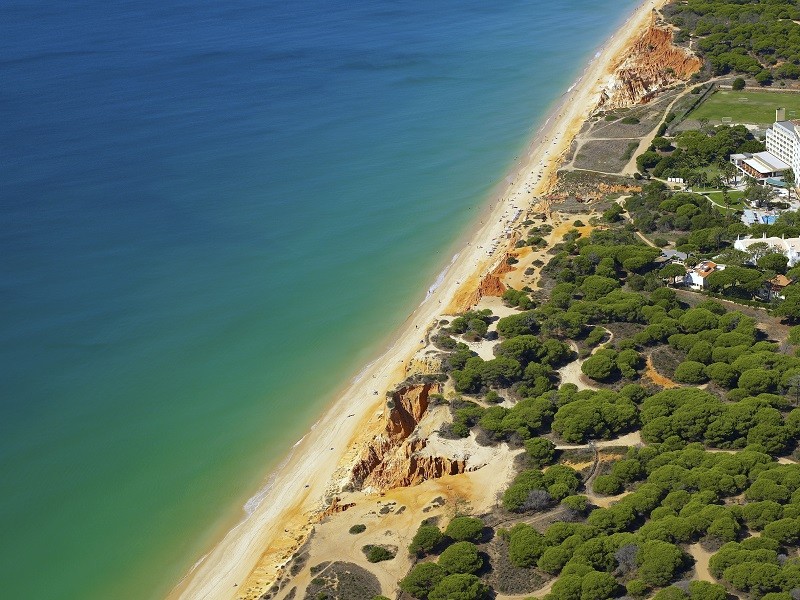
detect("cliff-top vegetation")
[664,0,800,85]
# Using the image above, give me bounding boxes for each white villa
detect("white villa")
[685,260,725,289]
[734,234,800,267]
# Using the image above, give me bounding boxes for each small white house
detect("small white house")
[685,261,725,289]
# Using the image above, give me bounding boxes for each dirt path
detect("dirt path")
[613,195,658,249]
[620,83,707,175]
[490,505,570,532]
[495,577,557,600]
[558,356,601,390]
[635,230,658,248]
[688,543,715,583]
[644,354,679,388]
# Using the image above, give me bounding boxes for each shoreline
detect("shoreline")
[168,2,666,598]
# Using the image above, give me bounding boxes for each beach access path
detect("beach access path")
[169,2,669,599]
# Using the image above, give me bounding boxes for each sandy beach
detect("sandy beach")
[169,1,667,598]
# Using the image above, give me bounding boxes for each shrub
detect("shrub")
[581,570,619,600]
[409,523,444,556]
[637,540,687,586]
[617,348,643,378]
[349,524,366,534]
[687,341,713,364]
[593,474,624,495]
[582,351,619,382]
[705,362,738,388]
[582,275,621,300]
[485,390,503,404]
[503,471,548,512]
[585,327,607,347]
[524,438,556,468]
[688,581,727,600]
[738,369,776,395]
[732,77,745,90]
[399,563,446,598]
[538,545,573,574]
[438,541,483,575]
[654,588,689,600]
[444,517,484,543]
[363,545,395,563]
[508,523,547,567]
[428,574,489,600]
[562,495,589,515]
[627,579,649,597]
[679,308,719,334]
[674,360,709,384]
[621,116,641,124]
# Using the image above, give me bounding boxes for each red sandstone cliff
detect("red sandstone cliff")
[598,14,701,110]
[462,255,514,308]
[347,383,469,491]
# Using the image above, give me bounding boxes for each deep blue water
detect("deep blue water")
[0,1,639,598]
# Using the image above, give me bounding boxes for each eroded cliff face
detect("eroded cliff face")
[598,16,701,110]
[347,383,469,491]
[462,256,514,308]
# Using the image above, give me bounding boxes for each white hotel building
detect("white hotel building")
[730,109,797,188]
[765,107,800,180]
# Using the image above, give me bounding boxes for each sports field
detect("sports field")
[688,89,800,125]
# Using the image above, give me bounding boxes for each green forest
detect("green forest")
[664,0,800,84]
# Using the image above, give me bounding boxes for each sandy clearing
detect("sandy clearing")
[464,337,498,360]
[272,449,521,599]
[555,431,642,452]
[558,353,601,391]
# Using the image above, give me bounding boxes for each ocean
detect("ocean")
[0,1,639,598]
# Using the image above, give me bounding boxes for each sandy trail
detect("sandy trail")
[495,577,557,600]
[645,354,679,388]
[169,2,669,599]
[689,543,715,582]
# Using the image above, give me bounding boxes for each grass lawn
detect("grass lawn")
[704,190,747,213]
[688,89,800,125]
[706,189,746,204]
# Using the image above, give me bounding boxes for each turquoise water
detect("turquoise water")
[0,1,639,598]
